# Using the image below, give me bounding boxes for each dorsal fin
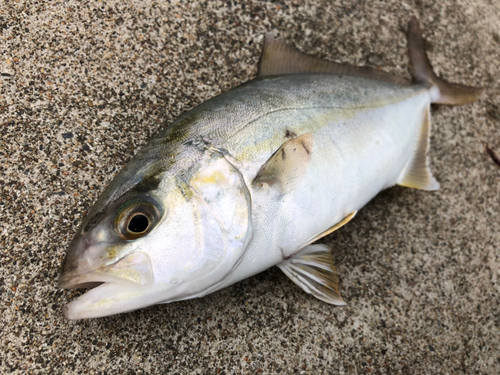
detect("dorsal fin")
[258,33,410,86]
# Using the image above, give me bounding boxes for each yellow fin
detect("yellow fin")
[278,244,346,305]
[397,108,440,191]
[306,211,357,246]
[252,133,313,194]
[258,33,410,86]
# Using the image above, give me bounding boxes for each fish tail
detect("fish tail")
[408,17,484,105]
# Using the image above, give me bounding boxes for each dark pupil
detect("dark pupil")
[128,214,149,233]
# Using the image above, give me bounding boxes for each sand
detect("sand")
[1,0,499,373]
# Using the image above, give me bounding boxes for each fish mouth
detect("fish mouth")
[58,251,157,320]
[61,282,158,320]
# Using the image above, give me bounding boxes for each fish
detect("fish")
[58,18,483,320]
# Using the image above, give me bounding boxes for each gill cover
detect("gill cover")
[178,149,253,298]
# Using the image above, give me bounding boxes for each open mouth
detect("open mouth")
[61,282,152,320]
[59,270,147,290]
[58,251,155,320]
[59,251,154,288]
[62,281,104,290]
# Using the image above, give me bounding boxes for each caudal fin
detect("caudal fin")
[408,17,484,105]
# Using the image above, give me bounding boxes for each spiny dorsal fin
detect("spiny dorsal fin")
[252,133,313,194]
[305,211,357,246]
[258,33,410,86]
[278,244,346,306]
[397,107,440,190]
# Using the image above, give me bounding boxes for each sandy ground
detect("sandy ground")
[1,0,499,374]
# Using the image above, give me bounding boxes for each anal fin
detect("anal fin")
[278,244,346,305]
[397,108,440,191]
[305,211,357,246]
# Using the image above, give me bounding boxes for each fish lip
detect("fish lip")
[58,277,103,290]
[58,271,109,290]
[58,272,122,290]
[62,281,162,320]
[58,251,154,289]
[59,251,157,320]
[61,282,128,320]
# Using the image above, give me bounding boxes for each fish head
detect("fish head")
[59,150,252,320]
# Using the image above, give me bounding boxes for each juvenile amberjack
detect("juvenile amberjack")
[58,18,483,320]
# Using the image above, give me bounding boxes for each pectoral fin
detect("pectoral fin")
[278,244,346,305]
[252,133,313,194]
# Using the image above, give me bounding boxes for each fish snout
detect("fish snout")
[58,225,154,289]
[58,232,94,288]
[59,250,154,289]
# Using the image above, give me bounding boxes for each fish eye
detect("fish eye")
[114,198,161,240]
[127,213,149,234]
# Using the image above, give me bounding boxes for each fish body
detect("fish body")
[58,19,482,319]
[180,74,431,286]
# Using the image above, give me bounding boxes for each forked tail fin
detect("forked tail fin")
[408,17,484,105]
[397,18,483,191]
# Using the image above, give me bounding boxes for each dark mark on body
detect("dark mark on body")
[128,173,162,194]
[83,210,105,233]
